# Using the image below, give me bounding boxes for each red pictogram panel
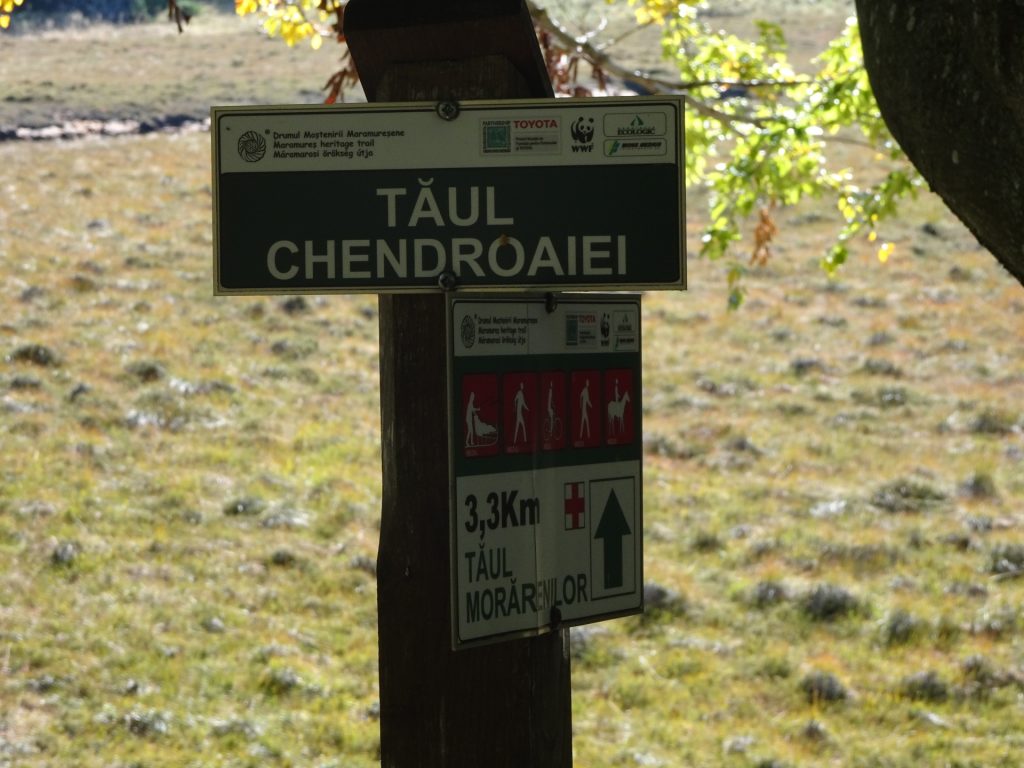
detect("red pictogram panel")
[570,370,602,448]
[462,374,499,458]
[604,368,634,445]
[503,372,538,454]
[539,371,566,451]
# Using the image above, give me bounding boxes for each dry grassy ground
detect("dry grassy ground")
[2,3,1024,767]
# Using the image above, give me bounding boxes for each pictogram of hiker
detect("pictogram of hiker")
[579,378,592,439]
[465,391,481,447]
[513,382,529,443]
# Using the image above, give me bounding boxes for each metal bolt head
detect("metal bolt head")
[436,101,460,121]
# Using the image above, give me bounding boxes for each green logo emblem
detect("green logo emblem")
[482,121,511,153]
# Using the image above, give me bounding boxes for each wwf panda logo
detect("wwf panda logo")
[570,116,594,144]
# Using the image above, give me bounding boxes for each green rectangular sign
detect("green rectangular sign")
[212,97,685,294]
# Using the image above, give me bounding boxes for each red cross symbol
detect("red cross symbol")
[564,481,585,530]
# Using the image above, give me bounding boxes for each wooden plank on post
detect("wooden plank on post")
[343,2,571,767]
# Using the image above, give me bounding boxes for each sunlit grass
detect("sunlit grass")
[1,126,385,767]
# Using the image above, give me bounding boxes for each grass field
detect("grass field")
[2,3,1024,767]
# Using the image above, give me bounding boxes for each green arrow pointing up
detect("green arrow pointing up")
[595,489,631,589]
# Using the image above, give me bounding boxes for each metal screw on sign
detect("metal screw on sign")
[545,292,559,314]
[438,271,458,291]
[436,100,460,121]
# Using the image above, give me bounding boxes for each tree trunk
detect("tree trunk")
[855,0,1024,286]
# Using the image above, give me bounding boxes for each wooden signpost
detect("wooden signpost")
[344,2,570,766]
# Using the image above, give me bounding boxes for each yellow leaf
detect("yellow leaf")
[877,242,894,263]
[310,32,322,50]
[1,1,11,13]
[0,14,9,28]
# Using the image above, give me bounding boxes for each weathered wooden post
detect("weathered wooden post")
[343,2,572,766]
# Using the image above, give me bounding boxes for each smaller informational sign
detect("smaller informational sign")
[449,294,643,648]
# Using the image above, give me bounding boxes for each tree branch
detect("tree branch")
[527,0,808,130]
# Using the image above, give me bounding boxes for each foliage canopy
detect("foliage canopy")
[1,0,25,28]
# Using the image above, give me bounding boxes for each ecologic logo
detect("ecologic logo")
[602,111,669,158]
[237,130,267,162]
[603,111,668,139]
[619,115,656,136]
